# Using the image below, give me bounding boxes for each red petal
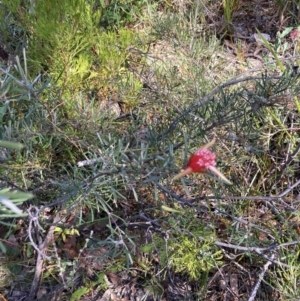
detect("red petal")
[188,149,216,173]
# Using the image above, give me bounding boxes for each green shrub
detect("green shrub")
[0,0,145,117]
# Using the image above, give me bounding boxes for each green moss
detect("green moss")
[143,212,223,281]
[170,236,223,280]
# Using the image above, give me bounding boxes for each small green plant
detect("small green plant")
[256,28,296,72]
[170,236,223,280]
[271,247,300,300]
[223,0,239,32]
[143,209,223,282]
[99,0,147,29]
[70,272,106,301]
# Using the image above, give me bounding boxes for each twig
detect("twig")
[248,254,274,301]
[263,200,285,222]
[156,179,300,208]
[129,212,161,227]
[272,141,300,190]
[254,249,288,268]
[155,183,194,206]
[156,183,278,238]
[215,240,300,268]
[277,178,300,198]
[213,208,275,240]
[214,241,274,253]
[182,182,298,213]
[190,190,298,207]
[158,74,283,138]
[27,208,60,300]
[27,207,50,260]
[155,182,300,265]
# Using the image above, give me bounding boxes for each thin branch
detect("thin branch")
[215,239,300,268]
[263,200,285,223]
[155,183,194,206]
[272,140,300,189]
[277,178,300,198]
[156,179,300,206]
[253,250,289,268]
[27,207,50,260]
[158,74,283,138]
[176,179,299,212]
[27,208,60,300]
[214,241,274,253]
[213,208,275,240]
[156,183,276,238]
[248,254,274,301]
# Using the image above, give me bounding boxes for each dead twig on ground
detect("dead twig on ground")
[27,207,60,300]
[248,254,275,301]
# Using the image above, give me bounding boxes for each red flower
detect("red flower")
[173,138,232,184]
